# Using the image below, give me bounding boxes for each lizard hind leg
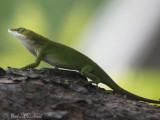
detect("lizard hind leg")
[80,65,100,85]
[54,66,59,69]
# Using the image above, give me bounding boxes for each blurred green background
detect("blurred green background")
[1,0,160,102]
[1,0,104,69]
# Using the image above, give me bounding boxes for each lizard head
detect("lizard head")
[8,27,46,56]
[8,27,32,40]
[8,27,50,47]
[8,27,43,43]
[8,27,42,49]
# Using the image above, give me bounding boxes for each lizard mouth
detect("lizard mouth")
[8,28,18,32]
[8,29,26,40]
[8,29,18,35]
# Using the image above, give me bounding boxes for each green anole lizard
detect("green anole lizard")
[8,27,160,104]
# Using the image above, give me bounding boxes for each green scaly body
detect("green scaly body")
[8,27,160,104]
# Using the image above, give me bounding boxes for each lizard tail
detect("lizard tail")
[101,78,160,104]
[116,87,160,104]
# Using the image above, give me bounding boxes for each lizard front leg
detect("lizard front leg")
[21,51,44,70]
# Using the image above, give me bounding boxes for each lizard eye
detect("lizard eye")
[18,28,25,34]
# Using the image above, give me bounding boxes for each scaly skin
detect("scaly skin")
[8,27,160,104]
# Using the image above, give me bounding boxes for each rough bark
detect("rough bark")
[0,67,160,120]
